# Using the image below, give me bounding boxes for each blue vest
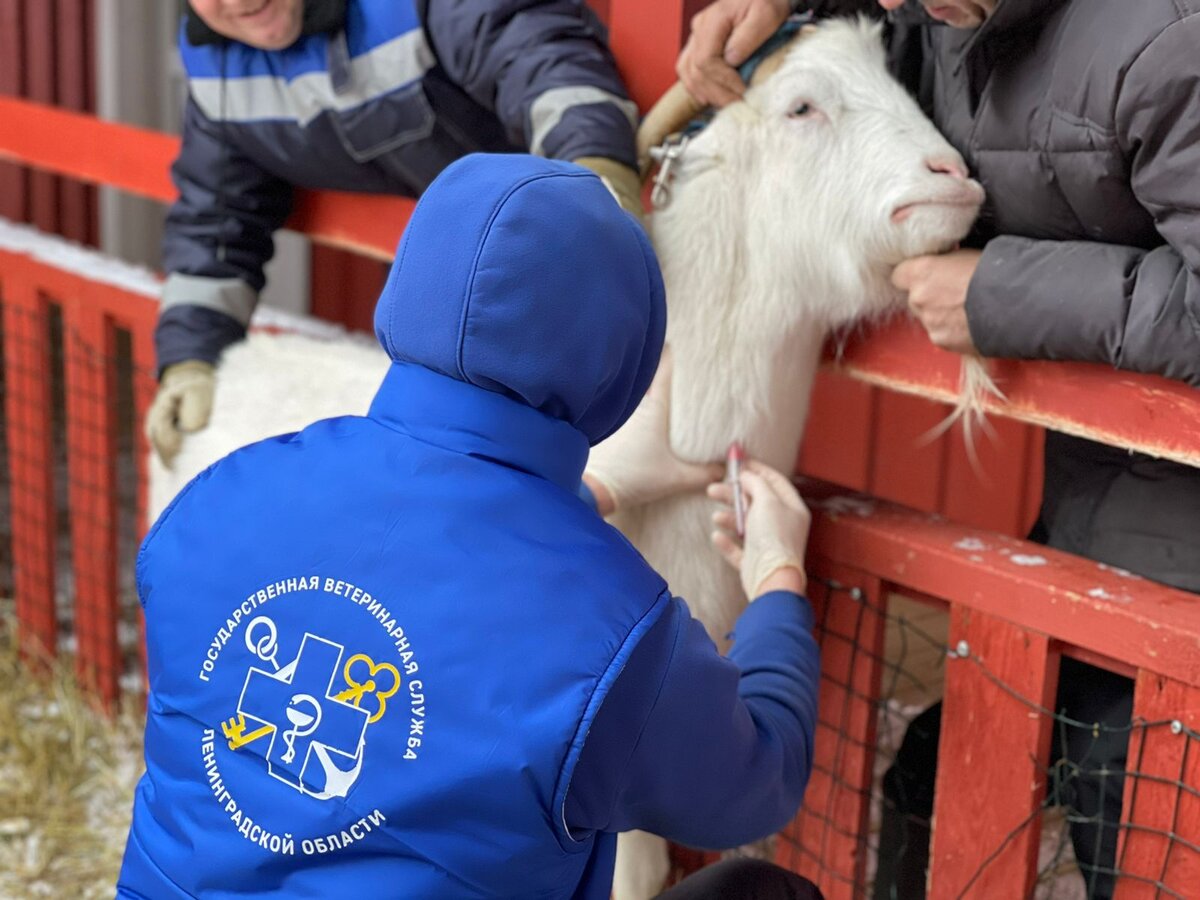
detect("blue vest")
[119,362,669,899]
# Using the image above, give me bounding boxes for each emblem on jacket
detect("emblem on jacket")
[195,575,425,855]
[219,615,398,799]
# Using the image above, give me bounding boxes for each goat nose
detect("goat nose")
[926,156,968,180]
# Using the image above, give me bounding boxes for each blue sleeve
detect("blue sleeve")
[157,97,294,370]
[420,0,637,167]
[565,591,819,848]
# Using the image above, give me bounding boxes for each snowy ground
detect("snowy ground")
[0,618,141,899]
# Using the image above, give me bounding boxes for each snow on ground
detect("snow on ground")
[0,616,141,899]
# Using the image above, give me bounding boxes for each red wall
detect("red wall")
[0,0,98,244]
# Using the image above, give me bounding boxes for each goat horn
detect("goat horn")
[635,81,705,182]
[634,27,813,182]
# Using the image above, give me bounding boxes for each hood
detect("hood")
[373,154,666,446]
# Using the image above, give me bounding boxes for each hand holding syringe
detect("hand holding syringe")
[709,453,812,599]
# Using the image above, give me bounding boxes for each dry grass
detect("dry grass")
[0,622,142,899]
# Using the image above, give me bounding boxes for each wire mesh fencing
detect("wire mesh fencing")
[0,286,151,703]
[777,576,1200,900]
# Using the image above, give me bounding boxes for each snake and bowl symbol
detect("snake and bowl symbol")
[280,694,323,764]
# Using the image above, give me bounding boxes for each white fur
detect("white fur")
[612,20,981,896]
[149,19,982,898]
[616,18,981,651]
[148,331,390,520]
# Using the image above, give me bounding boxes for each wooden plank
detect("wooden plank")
[866,391,948,513]
[828,316,1200,469]
[0,95,411,260]
[128,294,158,703]
[23,0,58,234]
[780,562,885,898]
[309,244,387,331]
[0,95,177,204]
[929,608,1057,899]
[125,294,158,539]
[0,0,28,223]
[798,372,875,490]
[1,271,58,660]
[940,415,1035,537]
[61,294,120,706]
[288,189,410,261]
[54,0,95,245]
[1114,672,1200,898]
[607,0,688,111]
[804,482,1200,687]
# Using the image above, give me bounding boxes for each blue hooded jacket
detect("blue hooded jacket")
[120,155,819,899]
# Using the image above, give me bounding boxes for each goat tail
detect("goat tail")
[918,355,1006,476]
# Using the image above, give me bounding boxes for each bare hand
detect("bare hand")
[891,249,982,355]
[677,0,791,108]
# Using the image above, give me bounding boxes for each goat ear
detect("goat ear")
[636,81,705,181]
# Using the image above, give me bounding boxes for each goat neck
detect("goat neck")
[649,117,831,474]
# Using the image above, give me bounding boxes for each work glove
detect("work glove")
[585,349,724,513]
[708,458,811,599]
[573,156,645,223]
[145,360,216,467]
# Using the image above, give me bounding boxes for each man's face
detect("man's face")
[189,0,305,49]
[877,0,997,28]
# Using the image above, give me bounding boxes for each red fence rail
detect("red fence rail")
[2,2,1199,896]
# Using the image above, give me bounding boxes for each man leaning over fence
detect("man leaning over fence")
[146,0,645,466]
[680,0,1200,897]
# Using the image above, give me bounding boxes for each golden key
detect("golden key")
[221,714,274,751]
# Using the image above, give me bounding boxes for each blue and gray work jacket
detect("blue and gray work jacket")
[158,0,639,372]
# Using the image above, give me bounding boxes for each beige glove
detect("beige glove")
[708,458,811,599]
[585,349,723,514]
[573,156,645,223]
[145,360,216,467]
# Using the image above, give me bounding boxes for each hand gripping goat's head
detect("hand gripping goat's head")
[646,18,984,328]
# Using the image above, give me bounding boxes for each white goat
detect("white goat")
[150,17,983,899]
[612,18,983,898]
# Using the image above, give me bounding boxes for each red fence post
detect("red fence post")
[0,0,28,222]
[61,292,120,706]
[1,265,58,661]
[52,0,97,246]
[129,304,157,541]
[781,562,886,898]
[1114,671,1200,897]
[798,373,876,491]
[607,0,691,110]
[929,607,1058,899]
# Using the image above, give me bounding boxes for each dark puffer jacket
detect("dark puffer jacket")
[884,0,1200,589]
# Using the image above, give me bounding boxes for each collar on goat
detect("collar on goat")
[645,14,813,209]
[737,14,811,85]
